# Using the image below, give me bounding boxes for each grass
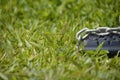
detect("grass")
[0,0,120,80]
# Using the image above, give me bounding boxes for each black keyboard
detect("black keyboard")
[76,27,120,58]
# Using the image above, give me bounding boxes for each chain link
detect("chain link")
[76,27,120,41]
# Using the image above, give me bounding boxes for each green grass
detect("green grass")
[0,0,120,80]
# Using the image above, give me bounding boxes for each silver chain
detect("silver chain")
[76,27,120,41]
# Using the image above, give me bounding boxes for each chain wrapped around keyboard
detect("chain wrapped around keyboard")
[76,27,120,58]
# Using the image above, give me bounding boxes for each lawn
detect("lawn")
[0,0,120,80]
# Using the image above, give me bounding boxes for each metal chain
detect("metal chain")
[76,27,120,41]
